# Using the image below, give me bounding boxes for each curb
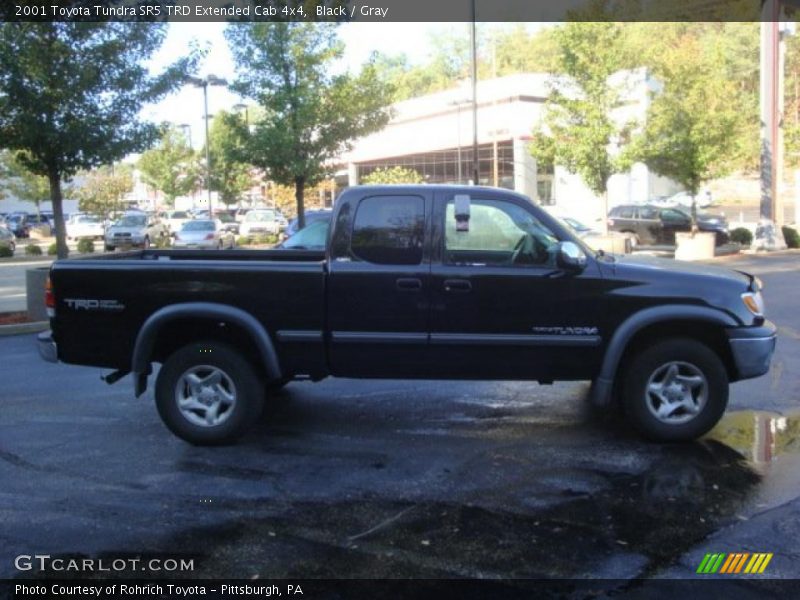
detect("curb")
[0,321,49,336]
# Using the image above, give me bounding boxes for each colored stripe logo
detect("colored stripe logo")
[696,553,773,574]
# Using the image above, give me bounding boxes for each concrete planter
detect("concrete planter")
[26,267,49,321]
[674,231,715,261]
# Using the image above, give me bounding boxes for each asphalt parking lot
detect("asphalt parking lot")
[1,253,799,590]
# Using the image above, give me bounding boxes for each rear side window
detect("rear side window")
[617,207,634,219]
[351,196,425,265]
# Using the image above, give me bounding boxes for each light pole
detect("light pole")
[188,74,228,215]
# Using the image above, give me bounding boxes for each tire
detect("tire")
[621,338,728,442]
[9,242,15,253]
[143,236,150,249]
[105,245,115,252]
[267,376,291,392]
[155,341,265,445]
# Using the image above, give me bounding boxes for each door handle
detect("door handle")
[443,279,472,293]
[396,277,422,291]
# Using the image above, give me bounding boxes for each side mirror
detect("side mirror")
[454,194,470,232]
[557,241,587,271]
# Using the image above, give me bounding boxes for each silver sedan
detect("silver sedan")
[173,219,235,250]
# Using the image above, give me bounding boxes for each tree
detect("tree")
[529,23,630,229]
[0,23,198,257]
[0,151,61,216]
[623,35,742,225]
[361,166,424,184]
[226,23,392,229]
[75,164,133,219]
[138,127,200,207]
[206,111,253,207]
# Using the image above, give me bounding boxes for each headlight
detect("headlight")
[742,291,765,317]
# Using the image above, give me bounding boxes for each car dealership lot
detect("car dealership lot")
[1,252,799,585]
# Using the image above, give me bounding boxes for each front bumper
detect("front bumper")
[727,320,777,380]
[37,330,58,363]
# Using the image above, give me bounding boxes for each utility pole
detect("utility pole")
[757,0,788,249]
[470,0,479,186]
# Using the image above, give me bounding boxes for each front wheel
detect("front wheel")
[155,341,265,445]
[621,338,728,442]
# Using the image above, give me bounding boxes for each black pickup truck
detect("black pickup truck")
[39,185,776,445]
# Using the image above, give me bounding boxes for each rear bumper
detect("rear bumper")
[37,330,58,363]
[727,321,777,380]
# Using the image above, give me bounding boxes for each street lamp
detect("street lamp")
[187,74,228,214]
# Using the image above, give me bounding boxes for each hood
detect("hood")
[609,254,752,290]
[107,226,144,235]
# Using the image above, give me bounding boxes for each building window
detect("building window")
[351,195,425,265]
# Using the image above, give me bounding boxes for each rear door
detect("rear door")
[658,208,691,244]
[327,192,432,378]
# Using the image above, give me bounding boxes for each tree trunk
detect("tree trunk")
[48,169,69,259]
[295,175,306,230]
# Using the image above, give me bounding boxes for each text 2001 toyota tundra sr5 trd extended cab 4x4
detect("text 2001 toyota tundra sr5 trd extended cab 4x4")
[38,185,776,445]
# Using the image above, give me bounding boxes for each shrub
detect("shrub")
[729,227,753,246]
[154,235,171,249]
[77,238,95,253]
[0,245,13,258]
[47,243,58,256]
[253,233,278,246]
[782,225,800,249]
[25,244,43,256]
[236,236,250,247]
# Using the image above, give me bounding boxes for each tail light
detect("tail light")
[607,218,615,227]
[45,275,55,318]
[204,234,214,240]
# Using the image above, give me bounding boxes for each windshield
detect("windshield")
[245,211,275,222]
[114,215,146,228]
[169,211,188,219]
[182,220,215,231]
[282,220,329,250]
[77,216,101,224]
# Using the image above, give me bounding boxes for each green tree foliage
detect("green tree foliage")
[0,151,66,215]
[205,111,253,207]
[226,23,392,228]
[530,23,630,209]
[622,35,742,223]
[75,164,133,219]
[0,23,198,257]
[138,127,200,207]
[361,166,424,184]
[493,25,561,76]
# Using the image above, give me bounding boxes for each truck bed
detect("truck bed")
[50,249,328,376]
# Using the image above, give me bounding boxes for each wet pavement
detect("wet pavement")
[1,252,799,586]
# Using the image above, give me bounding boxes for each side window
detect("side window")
[618,207,634,219]
[444,199,559,267]
[351,195,425,265]
[639,207,658,220]
[661,209,688,223]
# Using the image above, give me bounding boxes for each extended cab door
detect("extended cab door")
[327,192,432,378]
[428,191,604,381]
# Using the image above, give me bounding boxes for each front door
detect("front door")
[327,192,432,378]
[428,192,604,381]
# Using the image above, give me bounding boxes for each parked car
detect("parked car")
[240,208,282,238]
[277,218,330,250]
[283,209,333,240]
[0,226,16,253]
[173,219,235,250]
[214,211,240,235]
[561,217,632,254]
[608,205,729,247]
[41,185,775,445]
[159,210,191,235]
[4,213,31,238]
[66,214,104,240]
[104,212,168,251]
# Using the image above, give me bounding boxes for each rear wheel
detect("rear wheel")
[621,338,728,442]
[622,231,639,248]
[105,245,115,252]
[155,341,265,445]
[143,236,150,249]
